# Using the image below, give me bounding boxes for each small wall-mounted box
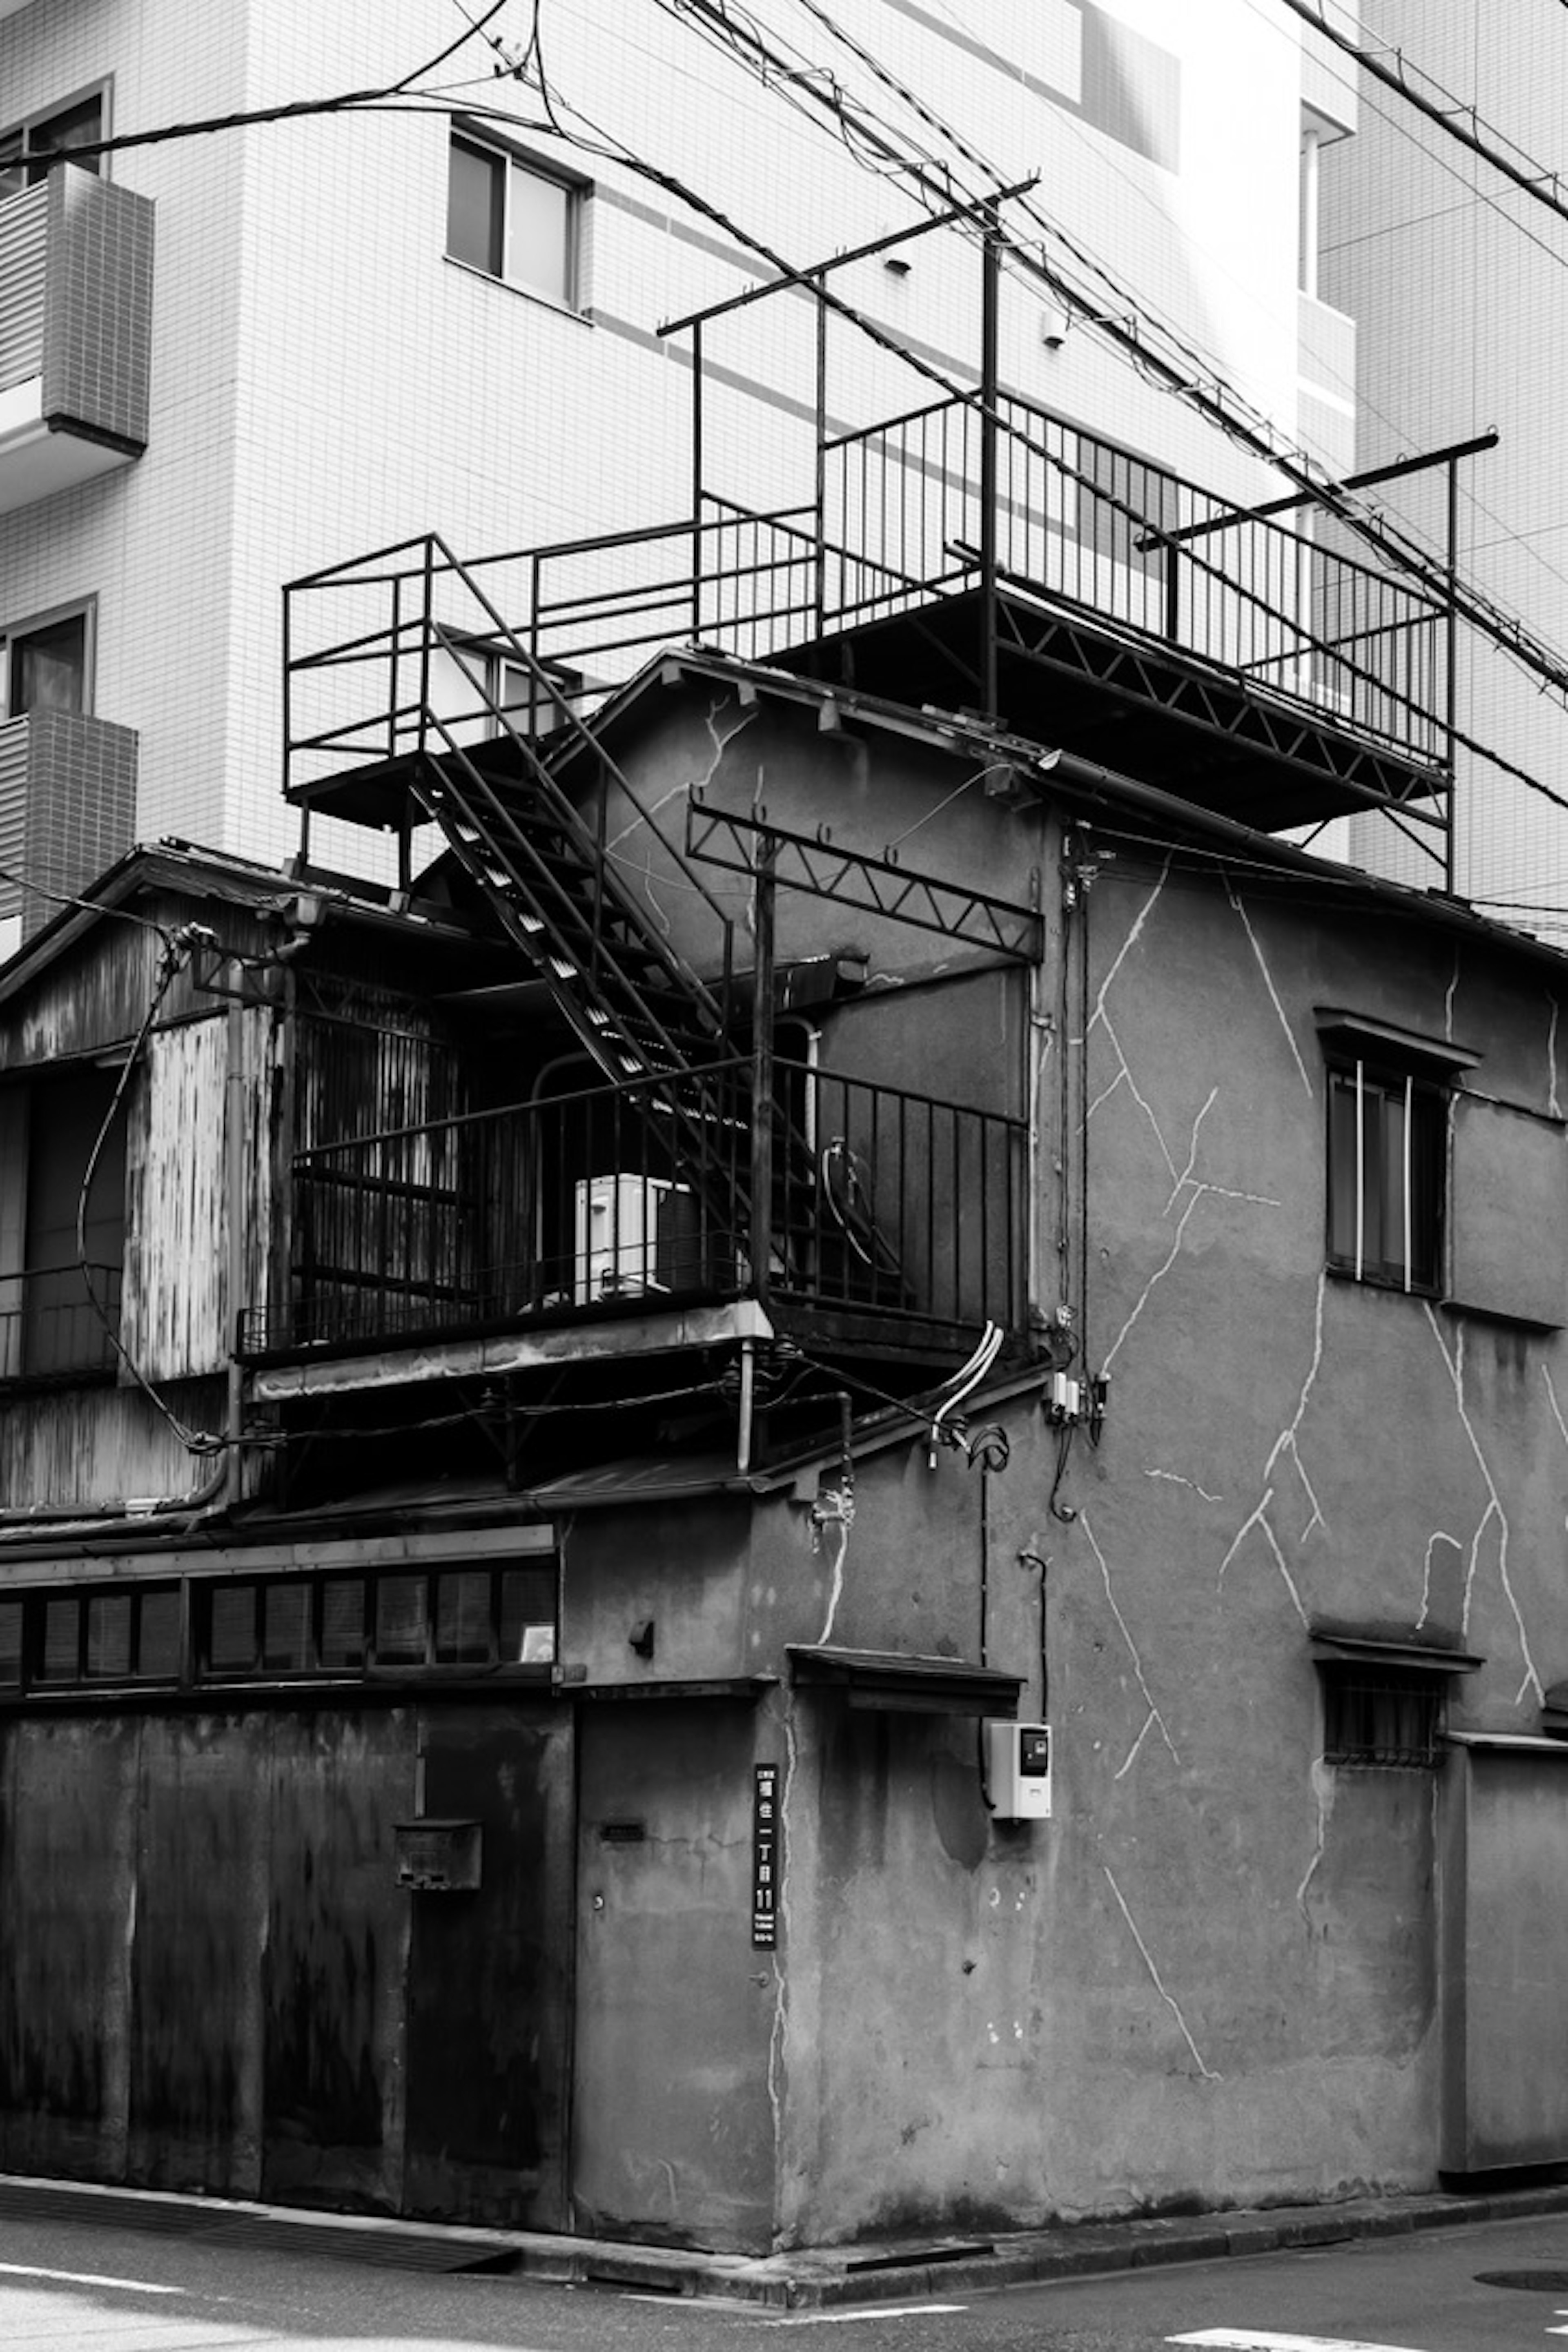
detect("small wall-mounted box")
[394,1818,483,1892]
[984,1721,1053,1820]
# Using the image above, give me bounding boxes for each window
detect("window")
[0,1563,556,1700]
[0,1065,126,1381]
[1321,1664,1444,1768]
[1318,1011,1476,1296]
[196,1563,555,1682]
[446,131,582,307]
[1326,1061,1444,1292]
[13,1584,180,1689]
[1313,1631,1480,1769]
[6,611,89,718]
[0,89,105,203]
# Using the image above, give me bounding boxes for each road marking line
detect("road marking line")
[0,2261,187,2297]
[762,2305,969,2326]
[1169,2333,1431,2352]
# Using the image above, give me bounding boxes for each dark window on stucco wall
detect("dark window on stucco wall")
[1326,1058,1445,1292]
[1321,1663,1445,1768]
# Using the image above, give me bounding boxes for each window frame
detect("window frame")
[1311,1631,1483,1771]
[445,126,586,311]
[0,83,110,200]
[0,599,96,723]
[1317,1010,1478,1300]
[1324,1054,1446,1294]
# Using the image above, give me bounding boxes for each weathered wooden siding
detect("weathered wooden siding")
[0,1377,228,1508]
[123,1007,272,1384]
[0,894,276,1074]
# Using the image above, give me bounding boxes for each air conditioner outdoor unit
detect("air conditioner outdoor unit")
[573,1174,700,1305]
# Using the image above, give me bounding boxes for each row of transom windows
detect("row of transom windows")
[0,1564,556,1695]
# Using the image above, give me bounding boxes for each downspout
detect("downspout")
[225,991,247,1509]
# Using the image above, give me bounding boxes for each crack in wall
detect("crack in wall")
[1145,1468,1225,1503]
[1549,994,1563,1121]
[1445,952,1459,1042]
[1225,882,1314,1099]
[1425,1305,1542,1704]
[1085,862,1178,1182]
[1081,1511,1180,1771]
[1099,1076,1278,1379]
[1101,1860,1220,2081]
[1100,1190,1202,1376]
[1216,1276,1327,1626]
[1417,1531,1463,1631]
[1296,1760,1332,1926]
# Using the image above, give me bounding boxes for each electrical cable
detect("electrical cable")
[657,0,1568,719]
[36,0,517,166]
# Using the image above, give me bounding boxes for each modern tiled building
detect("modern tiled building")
[1,0,1360,933]
[1323,0,1568,923]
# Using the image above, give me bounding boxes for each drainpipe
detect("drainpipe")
[225,991,248,1509]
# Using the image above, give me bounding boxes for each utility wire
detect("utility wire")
[1274,0,1568,233]
[660,0,1568,711]
[34,0,515,165]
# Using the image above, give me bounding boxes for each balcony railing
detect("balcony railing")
[241,1059,1026,1357]
[0,1263,122,1383]
[285,390,1450,823]
[0,167,154,515]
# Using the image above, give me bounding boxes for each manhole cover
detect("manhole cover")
[1475,2270,1568,2291]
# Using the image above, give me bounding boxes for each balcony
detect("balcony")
[240,1059,1027,1371]
[0,1263,122,1385]
[0,167,154,515]
[0,710,137,938]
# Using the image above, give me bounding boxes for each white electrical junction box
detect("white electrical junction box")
[984,1720,1053,1819]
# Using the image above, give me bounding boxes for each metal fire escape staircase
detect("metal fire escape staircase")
[368,658,897,1307]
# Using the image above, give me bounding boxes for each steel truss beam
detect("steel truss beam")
[996,597,1449,829]
[685,793,1043,960]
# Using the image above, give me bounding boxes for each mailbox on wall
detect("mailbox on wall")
[394,1818,483,1891]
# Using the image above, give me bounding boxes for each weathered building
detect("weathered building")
[1,530,1568,2243]
[0,178,1566,2249]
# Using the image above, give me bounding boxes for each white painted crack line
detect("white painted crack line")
[1295,1761,1331,1924]
[1085,860,1178,1180]
[1225,883,1314,1099]
[1425,1305,1541,1703]
[1100,1187,1204,1377]
[1261,1270,1329,1542]
[1101,1861,1220,2080]
[1145,1468,1225,1503]
[1549,991,1563,1120]
[1416,1530,1463,1631]
[1081,1511,1180,1769]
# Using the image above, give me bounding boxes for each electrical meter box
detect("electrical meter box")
[984,1720,1053,1820]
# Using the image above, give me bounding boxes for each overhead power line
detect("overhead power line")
[1275,0,1568,234]
[656,0,1568,717]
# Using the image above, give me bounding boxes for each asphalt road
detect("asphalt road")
[0,2207,1566,2351]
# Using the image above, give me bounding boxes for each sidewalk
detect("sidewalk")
[2,2170,1568,2310]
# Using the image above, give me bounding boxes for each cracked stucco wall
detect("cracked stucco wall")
[767,824,1568,2250]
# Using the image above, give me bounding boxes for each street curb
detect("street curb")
[2,2169,1568,2309]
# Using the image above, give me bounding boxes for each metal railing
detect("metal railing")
[0,1263,122,1382]
[241,1059,1025,1356]
[286,389,1450,801]
[820,393,1448,763]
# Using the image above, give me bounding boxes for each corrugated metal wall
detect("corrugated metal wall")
[0,1698,572,2222]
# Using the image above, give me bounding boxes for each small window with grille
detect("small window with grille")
[1321,1662,1446,1769]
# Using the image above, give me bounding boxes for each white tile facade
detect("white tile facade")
[0,0,1327,880]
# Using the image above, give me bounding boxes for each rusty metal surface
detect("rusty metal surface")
[0,1715,137,2180]
[571,1701,774,2252]
[261,1710,414,2212]
[403,1701,573,2228]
